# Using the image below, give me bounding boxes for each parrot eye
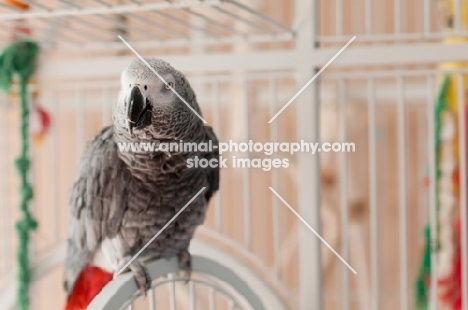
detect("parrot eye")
[144,85,147,91]
[164,82,173,90]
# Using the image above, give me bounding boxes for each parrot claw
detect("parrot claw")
[130,261,152,297]
[117,257,152,297]
[177,250,192,283]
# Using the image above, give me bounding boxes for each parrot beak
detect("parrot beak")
[126,85,152,134]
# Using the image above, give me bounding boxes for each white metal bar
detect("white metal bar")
[45,32,293,54]
[149,288,156,310]
[1,93,9,274]
[336,0,343,36]
[368,77,380,310]
[339,79,350,310]
[426,75,438,310]
[365,0,372,35]
[76,88,86,161]
[211,82,222,233]
[0,0,223,20]
[169,274,176,310]
[455,0,463,32]
[127,304,134,310]
[269,78,281,278]
[394,0,402,34]
[242,79,251,250]
[457,73,468,310]
[52,90,60,241]
[37,41,468,81]
[189,281,196,310]
[296,0,322,308]
[209,288,216,310]
[423,0,431,35]
[397,76,409,310]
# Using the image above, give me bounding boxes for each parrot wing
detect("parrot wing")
[64,125,130,294]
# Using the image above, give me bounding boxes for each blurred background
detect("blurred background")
[0,0,467,309]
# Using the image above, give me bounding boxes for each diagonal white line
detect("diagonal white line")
[269,187,357,274]
[116,187,206,276]
[118,35,207,124]
[268,35,356,123]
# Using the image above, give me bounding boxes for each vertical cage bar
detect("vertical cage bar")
[455,0,463,33]
[52,90,60,241]
[1,93,9,274]
[394,0,402,34]
[269,78,281,278]
[190,281,196,310]
[128,303,134,310]
[426,75,438,310]
[76,88,86,158]
[336,0,343,36]
[368,77,380,310]
[397,76,409,310]
[211,82,222,233]
[169,275,176,310]
[365,0,372,35]
[149,288,156,310]
[209,288,216,310]
[339,79,350,310]
[296,0,322,309]
[242,79,251,250]
[423,0,431,35]
[457,73,468,310]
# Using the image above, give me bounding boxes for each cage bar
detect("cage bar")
[397,76,409,310]
[426,74,439,310]
[0,94,9,275]
[368,77,380,310]
[457,73,468,310]
[242,79,251,250]
[149,288,156,310]
[52,89,60,242]
[189,281,196,310]
[335,0,343,36]
[269,78,281,278]
[339,78,350,310]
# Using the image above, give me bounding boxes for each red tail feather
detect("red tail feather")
[65,266,113,310]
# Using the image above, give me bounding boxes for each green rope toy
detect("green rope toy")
[0,40,39,310]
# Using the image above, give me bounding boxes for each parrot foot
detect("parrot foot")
[130,261,152,297]
[177,250,192,283]
[116,257,152,297]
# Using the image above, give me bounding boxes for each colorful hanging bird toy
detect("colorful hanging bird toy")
[415,1,468,309]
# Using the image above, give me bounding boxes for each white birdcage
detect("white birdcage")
[0,0,467,309]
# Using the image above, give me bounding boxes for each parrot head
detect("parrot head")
[114,58,202,139]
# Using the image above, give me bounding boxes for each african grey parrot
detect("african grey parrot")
[63,58,219,309]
